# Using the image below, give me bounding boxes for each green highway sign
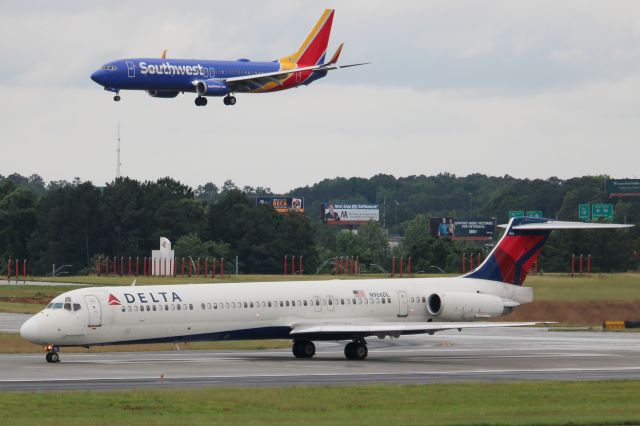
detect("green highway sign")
[591,204,613,222]
[578,204,590,221]
[509,210,525,219]
[526,211,543,218]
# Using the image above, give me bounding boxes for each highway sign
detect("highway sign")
[591,204,613,222]
[578,204,590,221]
[509,211,525,219]
[526,211,543,218]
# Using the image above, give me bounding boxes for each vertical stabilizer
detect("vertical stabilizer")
[281,9,335,66]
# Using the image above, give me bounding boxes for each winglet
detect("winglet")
[161,49,167,59]
[327,43,344,65]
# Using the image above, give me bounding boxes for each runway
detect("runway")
[1,328,639,391]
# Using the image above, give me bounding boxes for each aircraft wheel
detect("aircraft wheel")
[292,340,315,358]
[344,341,367,360]
[223,97,229,106]
[114,95,121,102]
[228,96,236,105]
[195,96,207,107]
[46,351,60,363]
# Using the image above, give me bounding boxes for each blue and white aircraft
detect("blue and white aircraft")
[90,9,366,106]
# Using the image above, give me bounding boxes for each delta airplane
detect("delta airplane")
[20,218,631,363]
[90,9,366,106]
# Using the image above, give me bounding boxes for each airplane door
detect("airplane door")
[295,71,302,82]
[126,61,135,78]
[313,296,321,312]
[397,291,408,318]
[85,295,102,327]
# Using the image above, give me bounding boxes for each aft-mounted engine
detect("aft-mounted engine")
[195,79,229,96]
[426,292,509,321]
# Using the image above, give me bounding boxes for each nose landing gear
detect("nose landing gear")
[45,345,60,363]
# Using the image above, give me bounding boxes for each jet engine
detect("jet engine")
[195,79,229,96]
[146,90,180,98]
[426,292,507,321]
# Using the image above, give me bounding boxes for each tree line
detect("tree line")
[0,172,638,275]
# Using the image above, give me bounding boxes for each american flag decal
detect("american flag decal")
[108,294,121,306]
[352,290,365,298]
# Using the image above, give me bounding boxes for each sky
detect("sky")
[1,0,639,193]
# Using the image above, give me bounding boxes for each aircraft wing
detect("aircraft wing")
[224,62,369,91]
[290,321,551,338]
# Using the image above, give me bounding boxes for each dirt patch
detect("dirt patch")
[0,297,49,304]
[503,300,640,325]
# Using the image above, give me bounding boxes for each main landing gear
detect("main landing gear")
[292,340,316,358]
[114,94,121,102]
[195,96,208,107]
[344,338,368,360]
[45,345,60,363]
[223,95,236,106]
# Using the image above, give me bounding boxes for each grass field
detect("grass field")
[1,381,640,425]
[0,332,291,353]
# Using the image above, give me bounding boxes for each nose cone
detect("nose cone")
[90,70,104,85]
[20,317,40,342]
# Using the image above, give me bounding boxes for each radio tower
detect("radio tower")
[116,122,122,179]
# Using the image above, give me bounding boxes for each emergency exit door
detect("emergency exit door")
[85,295,102,327]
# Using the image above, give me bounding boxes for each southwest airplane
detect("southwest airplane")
[20,218,630,363]
[90,9,365,106]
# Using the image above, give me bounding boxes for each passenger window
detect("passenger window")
[279,301,284,307]
[201,303,205,310]
[315,299,320,306]
[262,301,266,308]
[250,302,254,308]
[121,306,125,312]
[422,297,426,303]
[134,306,138,312]
[340,299,344,305]
[243,302,248,308]
[127,306,132,312]
[188,304,193,310]
[382,298,386,304]
[286,301,290,307]
[303,300,307,306]
[146,305,151,311]
[328,299,333,306]
[410,297,415,303]
[140,305,144,311]
[268,301,272,307]
[153,305,157,311]
[177,304,181,310]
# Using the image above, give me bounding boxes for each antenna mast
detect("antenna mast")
[116,122,122,179]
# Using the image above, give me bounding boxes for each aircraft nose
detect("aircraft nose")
[20,317,40,342]
[90,70,104,85]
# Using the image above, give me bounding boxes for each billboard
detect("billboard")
[606,179,640,197]
[321,203,379,225]
[430,217,496,241]
[256,197,304,214]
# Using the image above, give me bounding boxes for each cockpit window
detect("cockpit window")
[101,65,118,71]
[73,303,81,311]
[52,303,63,309]
[46,303,53,309]
[64,303,72,311]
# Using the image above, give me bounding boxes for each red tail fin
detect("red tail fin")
[281,9,334,66]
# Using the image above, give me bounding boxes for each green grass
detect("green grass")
[0,332,291,353]
[1,381,640,425]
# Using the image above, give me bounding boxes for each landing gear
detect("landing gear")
[344,339,368,360]
[195,96,208,107]
[45,346,60,363]
[223,95,236,106]
[113,94,121,102]
[292,340,316,358]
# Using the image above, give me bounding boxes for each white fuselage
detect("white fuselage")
[20,277,532,347]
